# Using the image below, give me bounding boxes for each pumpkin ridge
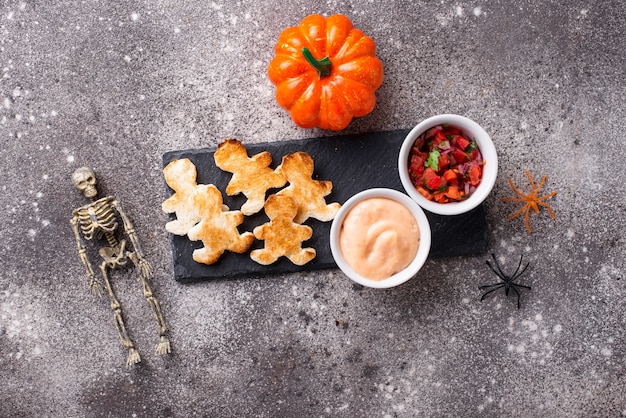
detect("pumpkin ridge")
[298,16,327,58]
[268,54,311,84]
[330,75,377,118]
[335,57,384,90]
[330,29,361,62]
[333,32,377,65]
[325,14,354,57]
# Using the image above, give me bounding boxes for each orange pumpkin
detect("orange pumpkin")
[268,14,384,130]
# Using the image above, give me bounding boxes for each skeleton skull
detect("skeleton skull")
[72,167,98,199]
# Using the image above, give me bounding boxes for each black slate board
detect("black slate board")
[163,130,489,283]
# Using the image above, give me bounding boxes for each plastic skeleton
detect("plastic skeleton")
[70,167,170,367]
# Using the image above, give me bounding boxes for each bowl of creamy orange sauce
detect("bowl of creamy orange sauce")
[330,188,431,288]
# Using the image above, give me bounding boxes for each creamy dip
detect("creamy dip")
[339,197,420,280]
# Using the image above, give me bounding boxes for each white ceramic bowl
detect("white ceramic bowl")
[398,114,498,215]
[329,188,431,289]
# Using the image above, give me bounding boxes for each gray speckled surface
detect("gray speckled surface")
[1,1,625,417]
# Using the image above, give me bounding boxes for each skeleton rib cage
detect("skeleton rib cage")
[74,196,119,244]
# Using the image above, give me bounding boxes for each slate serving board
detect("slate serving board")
[163,129,489,283]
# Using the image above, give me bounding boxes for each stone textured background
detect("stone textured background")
[1,0,624,417]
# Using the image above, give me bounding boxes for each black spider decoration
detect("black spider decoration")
[479,253,531,309]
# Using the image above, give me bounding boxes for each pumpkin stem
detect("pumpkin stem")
[302,47,332,78]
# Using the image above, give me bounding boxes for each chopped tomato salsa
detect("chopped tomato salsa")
[408,124,485,203]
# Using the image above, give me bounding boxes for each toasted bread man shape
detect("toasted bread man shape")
[251,195,316,266]
[187,184,254,265]
[162,158,206,236]
[214,138,287,216]
[276,152,341,224]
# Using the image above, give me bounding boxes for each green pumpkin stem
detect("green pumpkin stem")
[302,47,332,78]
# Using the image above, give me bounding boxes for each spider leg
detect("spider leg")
[508,285,522,309]
[479,282,505,290]
[480,284,505,301]
[506,178,528,199]
[510,254,524,278]
[534,175,548,195]
[510,259,530,282]
[486,255,507,282]
[507,203,529,220]
[536,191,557,202]
[524,170,536,193]
[524,205,533,234]
[515,283,532,290]
[537,200,557,219]
[512,256,528,279]
[491,253,507,277]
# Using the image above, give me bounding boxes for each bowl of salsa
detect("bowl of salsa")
[398,114,498,215]
[330,188,431,289]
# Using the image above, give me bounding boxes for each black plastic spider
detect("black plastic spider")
[479,253,531,309]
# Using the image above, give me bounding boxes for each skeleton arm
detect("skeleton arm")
[112,200,153,279]
[70,214,103,296]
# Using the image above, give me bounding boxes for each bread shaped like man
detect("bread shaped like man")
[187,184,254,265]
[251,195,316,266]
[275,151,341,224]
[214,138,287,216]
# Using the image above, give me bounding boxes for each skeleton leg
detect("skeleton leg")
[129,252,171,355]
[99,262,141,367]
